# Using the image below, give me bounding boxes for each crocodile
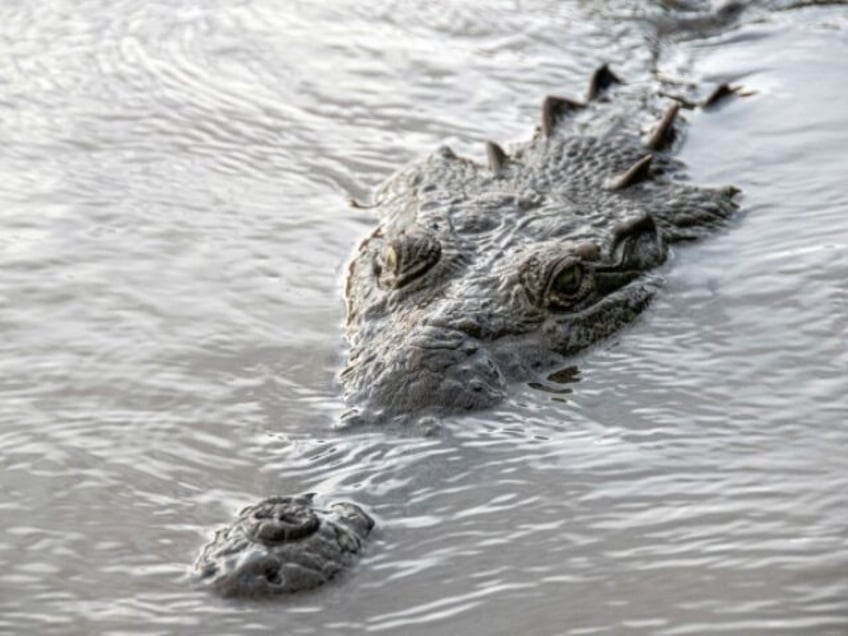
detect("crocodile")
[193,66,740,596]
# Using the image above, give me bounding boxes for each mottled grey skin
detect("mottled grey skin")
[341,70,738,423]
[196,67,739,597]
[194,495,373,597]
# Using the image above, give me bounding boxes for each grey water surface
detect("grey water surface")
[0,2,846,635]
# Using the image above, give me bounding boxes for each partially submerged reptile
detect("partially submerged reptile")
[193,62,740,596]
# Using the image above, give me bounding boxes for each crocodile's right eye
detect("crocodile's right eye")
[379,230,441,289]
[384,246,398,274]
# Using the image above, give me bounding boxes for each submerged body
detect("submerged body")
[195,67,738,596]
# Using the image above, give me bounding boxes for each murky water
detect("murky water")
[1,2,846,634]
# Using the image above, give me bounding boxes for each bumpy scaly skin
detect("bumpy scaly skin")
[193,495,374,597]
[342,70,739,422]
[196,68,739,596]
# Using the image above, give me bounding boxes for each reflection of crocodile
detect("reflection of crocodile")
[194,66,739,596]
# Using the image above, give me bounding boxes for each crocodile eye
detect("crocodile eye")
[384,246,398,274]
[520,255,589,308]
[551,263,582,297]
[380,230,441,289]
[546,262,587,309]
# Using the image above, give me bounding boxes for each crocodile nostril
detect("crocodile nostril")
[247,501,321,544]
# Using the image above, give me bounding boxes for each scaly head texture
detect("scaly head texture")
[193,494,374,597]
[342,66,739,422]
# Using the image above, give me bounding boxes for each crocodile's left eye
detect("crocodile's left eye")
[547,261,587,309]
[379,230,441,289]
[551,264,582,296]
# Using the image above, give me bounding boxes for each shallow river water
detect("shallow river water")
[0,2,846,635]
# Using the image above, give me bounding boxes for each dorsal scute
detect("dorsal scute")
[588,64,622,100]
[485,140,508,175]
[647,102,681,151]
[541,95,583,138]
[540,65,623,138]
[605,154,654,190]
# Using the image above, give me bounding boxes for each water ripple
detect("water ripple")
[1,1,847,635]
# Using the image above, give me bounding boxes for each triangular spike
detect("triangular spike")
[485,141,508,175]
[647,102,681,150]
[588,64,622,100]
[436,145,458,159]
[703,83,738,108]
[606,154,654,190]
[541,95,583,137]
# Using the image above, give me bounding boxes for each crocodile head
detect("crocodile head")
[342,70,738,422]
